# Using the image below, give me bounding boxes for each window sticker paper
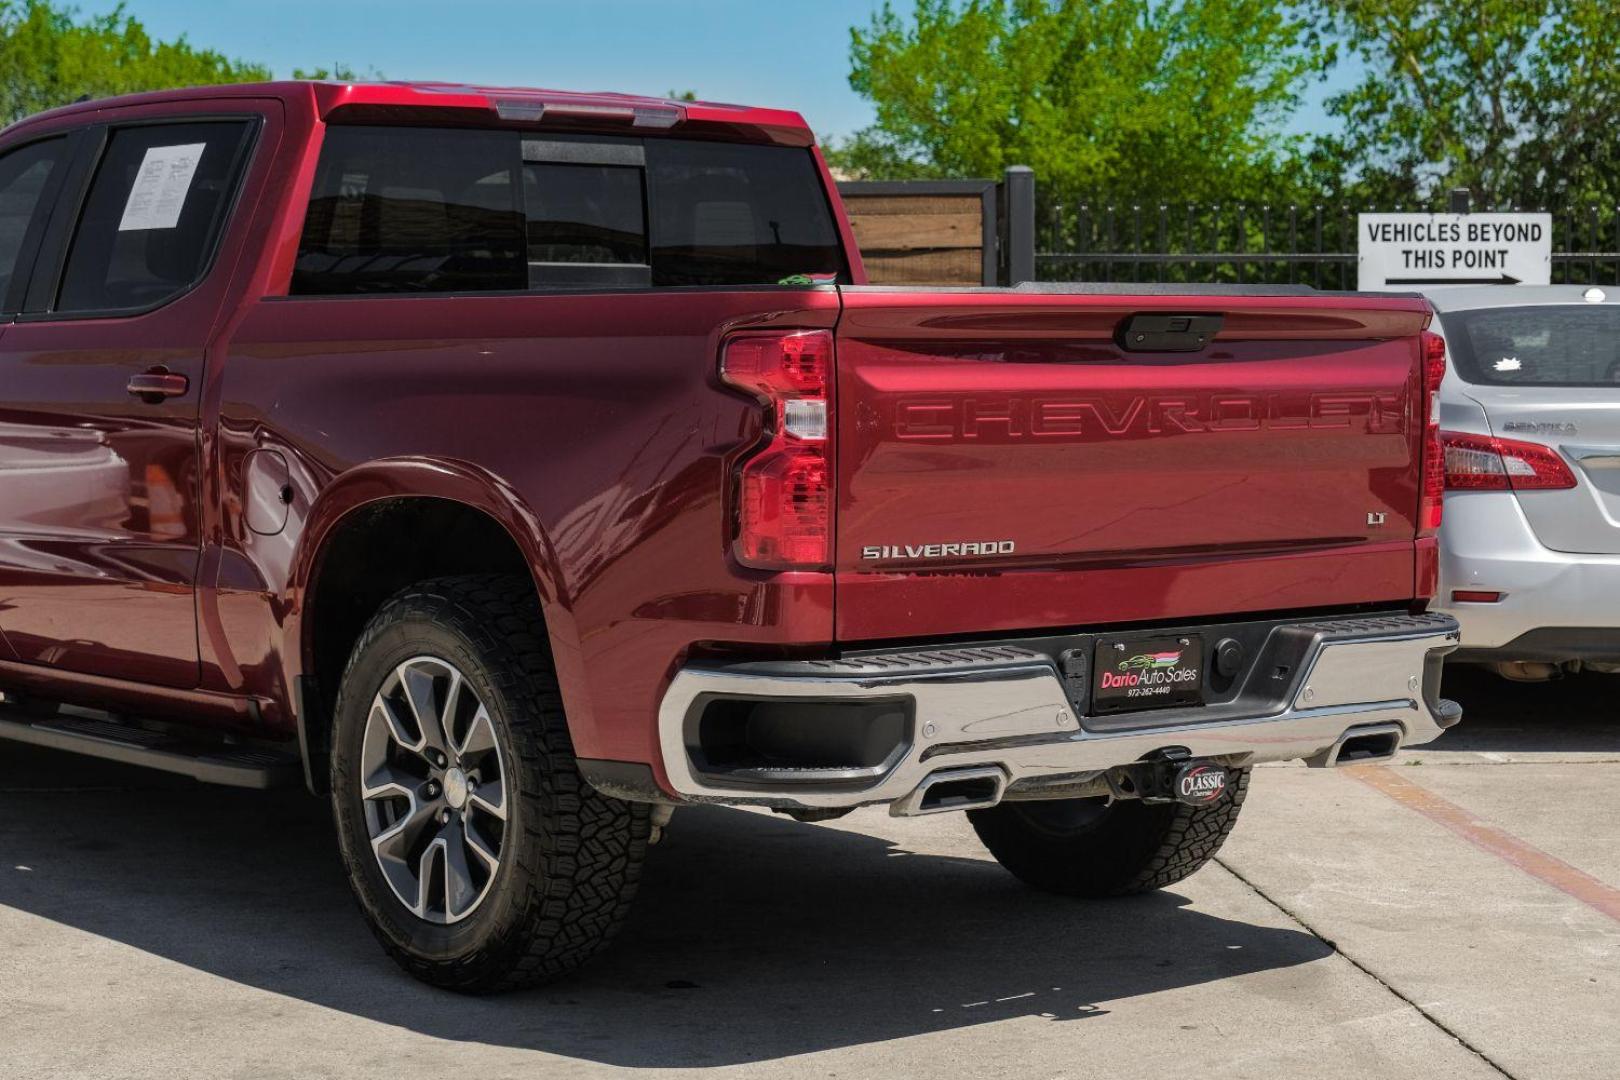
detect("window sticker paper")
[118,143,206,231]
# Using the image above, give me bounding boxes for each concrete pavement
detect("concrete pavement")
[0,666,1615,1079]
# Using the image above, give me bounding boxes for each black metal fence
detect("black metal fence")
[1036,198,1620,288]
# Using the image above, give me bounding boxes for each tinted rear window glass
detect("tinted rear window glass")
[1443,305,1620,386]
[294,127,845,294]
[646,140,845,287]
[58,121,250,313]
[294,127,525,295]
[0,138,64,311]
[524,162,645,265]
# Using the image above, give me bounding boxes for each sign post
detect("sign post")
[1357,212,1551,291]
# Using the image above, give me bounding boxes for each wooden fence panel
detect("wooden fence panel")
[837,180,998,286]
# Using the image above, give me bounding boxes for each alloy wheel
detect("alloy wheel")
[359,656,508,924]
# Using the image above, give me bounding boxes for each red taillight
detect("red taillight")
[1419,331,1446,535]
[720,330,833,570]
[722,332,829,398]
[1441,431,1577,491]
[1451,590,1503,603]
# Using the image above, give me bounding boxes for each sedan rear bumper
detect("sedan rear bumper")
[1439,489,1620,658]
[656,613,1461,813]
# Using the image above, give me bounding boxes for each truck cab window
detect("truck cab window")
[524,161,649,288]
[293,127,525,295]
[57,121,251,314]
[295,126,846,294]
[0,138,65,312]
[646,140,845,287]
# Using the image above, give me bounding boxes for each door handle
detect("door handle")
[127,368,189,404]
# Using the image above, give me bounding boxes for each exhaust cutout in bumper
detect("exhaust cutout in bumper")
[889,766,1006,817]
[1306,721,1405,768]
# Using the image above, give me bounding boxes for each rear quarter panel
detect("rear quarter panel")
[210,288,841,766]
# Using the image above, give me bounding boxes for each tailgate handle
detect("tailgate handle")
[1118,313,1223,353]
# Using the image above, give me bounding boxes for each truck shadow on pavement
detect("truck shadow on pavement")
[0,745,1331,1068]
[1426,667,1620,755]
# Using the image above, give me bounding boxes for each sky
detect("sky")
[122,0,1341,146]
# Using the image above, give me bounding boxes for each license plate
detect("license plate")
[1092,634,1205,713]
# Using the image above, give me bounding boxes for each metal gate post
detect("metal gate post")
[1004,165,1036,285]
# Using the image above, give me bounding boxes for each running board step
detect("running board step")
[0,711,301,789]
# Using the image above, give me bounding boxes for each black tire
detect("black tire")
[329,574,650,992]
[967,767,1250,897]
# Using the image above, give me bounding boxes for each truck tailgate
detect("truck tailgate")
[833,286,1434,642]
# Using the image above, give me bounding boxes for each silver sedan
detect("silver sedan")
[1429,284,1620,680]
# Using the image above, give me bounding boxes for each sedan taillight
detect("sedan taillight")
[1441,431,1577,491]
[720,330,834,570]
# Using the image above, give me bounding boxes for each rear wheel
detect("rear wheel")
[330,574,650,991]
[967,767,1250,897]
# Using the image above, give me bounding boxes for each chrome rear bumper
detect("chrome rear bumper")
[657,613,1461,813]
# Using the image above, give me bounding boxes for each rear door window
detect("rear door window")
[56,121,253,313]
[0,138,67,312]
[1443,305,1620,386]
[294,126,525,295]
[293,126,847,294]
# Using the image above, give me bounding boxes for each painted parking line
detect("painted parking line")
[1351,765,1620,924]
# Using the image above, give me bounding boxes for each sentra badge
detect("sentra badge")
[1503,420,1578,436]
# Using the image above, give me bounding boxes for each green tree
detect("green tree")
[0,1,270,126]
[1307,1,1620,206]
[291,64,383,82]
[831,0,1321,206]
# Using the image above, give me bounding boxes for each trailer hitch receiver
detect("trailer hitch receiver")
[1108,751,1231,807]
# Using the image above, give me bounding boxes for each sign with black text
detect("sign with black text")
[1357,212,1551,290]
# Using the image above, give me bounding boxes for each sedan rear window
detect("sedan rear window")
[1443,305,1620,386]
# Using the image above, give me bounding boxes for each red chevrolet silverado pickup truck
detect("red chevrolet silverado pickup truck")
[0,81,1460,990]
